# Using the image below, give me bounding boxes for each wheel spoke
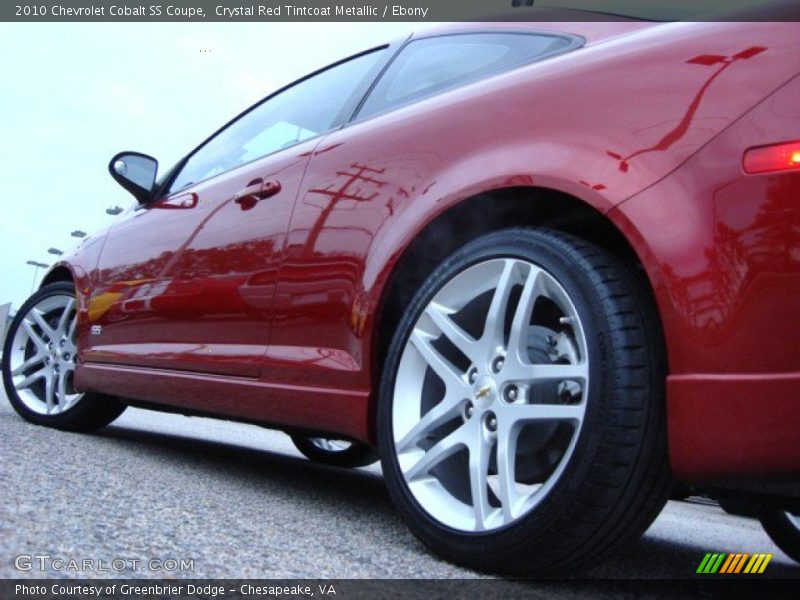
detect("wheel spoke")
[507,266,544,360]
[409,329,464,387]
[533,361,588,382]
[56,369,68,407]
[15,367,48,390]
[56,298,75,336]
[481,260,517,347]
[500,401,585,425]
[67,314,78,342]
[424,301,478,363]
[404,427,467,481]
[22,320,48,352]
[30,309,56,342]
[314,439,335,452]
[504,359,588,385]
[60,395,75,413]
[44,373,55,414]
[496,422,521,523]
[396,391,465,452]
[469,431,494,530]
[11,352,46,376]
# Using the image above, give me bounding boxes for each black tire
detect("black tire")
[290,435,379,468]
[760,510,800,563]
[2,282,126,432]
[377,228,671,575]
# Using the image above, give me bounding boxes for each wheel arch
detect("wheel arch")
[365,185,665,442]
[40,264,75,287]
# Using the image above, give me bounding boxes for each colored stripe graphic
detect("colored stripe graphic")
[745,554,761,573]
[723,553,741,574]
[757,554,772,573]
[733,553,749,573]
[697,553,727,573]
[719,554,736,573]
[699,552,772,574]
[696,552,772,574]
[696,553,713,573]
[709,553,726,573]
[744,553,773,574]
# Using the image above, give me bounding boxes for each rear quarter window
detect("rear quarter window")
[357,32,580,119]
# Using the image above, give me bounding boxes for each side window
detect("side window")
[358,33,576,119]
[170,48,385,193]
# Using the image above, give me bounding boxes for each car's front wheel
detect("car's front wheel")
[377,228,671,575]
[2,282,126,431]
[290,435,378,468]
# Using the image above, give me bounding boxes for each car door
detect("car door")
[85,47,389,378]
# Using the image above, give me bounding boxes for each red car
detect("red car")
[4,20,800,574]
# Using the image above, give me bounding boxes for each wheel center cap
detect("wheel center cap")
[473,376,497,408]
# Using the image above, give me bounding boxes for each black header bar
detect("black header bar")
[2,0,799,22]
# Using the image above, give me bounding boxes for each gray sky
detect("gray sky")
[0,22,425,309]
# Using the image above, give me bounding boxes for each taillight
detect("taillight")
[743,141,800,174]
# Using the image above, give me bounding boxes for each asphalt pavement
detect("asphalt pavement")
[1,390,798,583]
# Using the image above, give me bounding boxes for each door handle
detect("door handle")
[259,180,282,198]
[154,192,198,210]
[234,178,282,209]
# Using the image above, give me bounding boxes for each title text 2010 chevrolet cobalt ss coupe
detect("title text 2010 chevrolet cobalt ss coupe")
[4,21,800,574]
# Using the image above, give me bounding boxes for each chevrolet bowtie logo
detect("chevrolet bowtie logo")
[475,386,492,399]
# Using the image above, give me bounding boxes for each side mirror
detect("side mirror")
[108,151,158,204]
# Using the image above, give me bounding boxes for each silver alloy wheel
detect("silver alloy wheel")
[310,438,352,452]
[9,294,82,415]
[393,258,589,532]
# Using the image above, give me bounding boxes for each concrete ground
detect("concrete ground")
[1,393,797,583]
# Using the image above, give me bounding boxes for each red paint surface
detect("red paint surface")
[668,373,800,479]
[54,22,800,480]
[613,71,800,478]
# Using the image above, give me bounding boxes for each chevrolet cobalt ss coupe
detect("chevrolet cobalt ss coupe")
[4,21,800,574]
